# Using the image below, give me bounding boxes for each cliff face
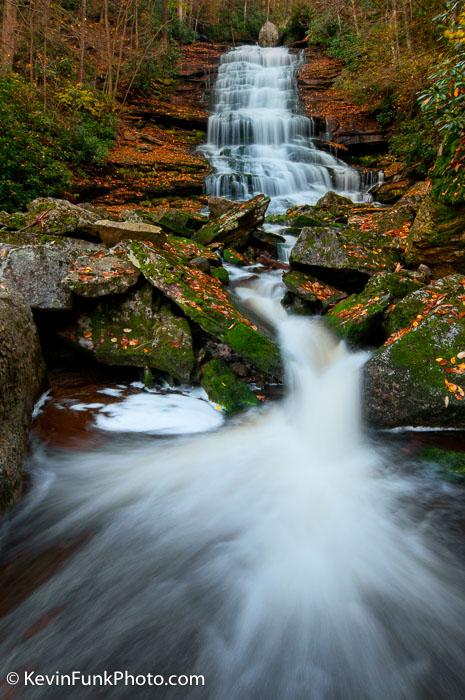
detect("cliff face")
[297,48,386,154]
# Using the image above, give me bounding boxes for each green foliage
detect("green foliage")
[389,114,437,176]
[419,1,465,204]
[0,76,116,211]
[327,31,362,71]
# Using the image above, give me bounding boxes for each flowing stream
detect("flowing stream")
[1,45,465,699]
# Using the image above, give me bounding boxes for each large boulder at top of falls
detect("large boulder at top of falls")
[127,240,281,378]
[0,238,102,310]
[364,274,465,428]
[60,284,195,383]
[405,192,465,274]
[258,21,279,47]
[0,282,45,513]
[194,195,270,249]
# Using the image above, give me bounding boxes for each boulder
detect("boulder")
[364,275,465,427]
[405,192,465,273]
[201,359,260,414]
[127,240,281,377]
[0,282,45,512]
[63,247,140,298]
[91,220,165,247]
[0,239,102,310]
[289,225,402,292]
[25,198,100,237]
[194,195,270,248]
[208,196,237,219]
[282,270,346,312]
[149,209,206,237]
[326,271,424,346]
[61,284,195,383]
[258,21,279,47]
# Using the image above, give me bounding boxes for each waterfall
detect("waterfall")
[201,45,373,212]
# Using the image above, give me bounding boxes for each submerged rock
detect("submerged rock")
[0,282,45,512]
[0,239,101,310]
[62,284,194,383]
[364,274,465,427]
[194,195,270,248]
[326,271,424,345]
[63,247,140,298]
[127,240,281,377]
[201,359,260,414]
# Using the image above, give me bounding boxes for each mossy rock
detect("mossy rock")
[327,271,424,345]
[223,248,250,266]
[405,192,465,273]
[61,284,194,382]
[420,446,465,482]
[146,209,206,238]
[0,211,27,231]
[25,198,100,238]
[201,359,260,414]
[364,275,465,427]
[290,225,402,292]
[211,266,229,284]
[194,194,270,248]
[127,240,281,378]
[283,270,346,312]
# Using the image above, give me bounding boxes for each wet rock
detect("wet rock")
[405,192,465,273]
[315,191,355,219]
[283,270,346,311]
[91,220,165,248]
[194,195,270,248]
[0,239,101,310]
[372,177,414,204]
[326,271,424,346]
[0,282,45,513]
[61,284,194,383]
[364,274,465,427]
[258,21,279,47]
[251,229,286,255]
[189,256,211,274]
[127,240,281,377]
[420,446,465,482]
[201,359,260,414]
[149,209,206,238]
[63,247,140,298]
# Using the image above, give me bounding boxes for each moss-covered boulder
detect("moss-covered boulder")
[61,284,194,382]
[127,240,281,377]
[283,270,346,312]
[63,247,140,298]
[405,192,465,273]
[25,198,100,237]
[364,275,465,427]
[290,225,402,292]
[194,194,270,248]
[148,209,206,238]
[0,282,45,513]
[0,239,102,310]
[207,196,237,219]
[201,359,260,414]
[326,271,424,345]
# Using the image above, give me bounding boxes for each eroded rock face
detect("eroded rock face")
[0,239,101,310]
[127,240,281,377]
[194,195,270,248]
[61,284,195,383]
[405,193,465,273]
[364,275,465,427]
[258,21,279,47]
[0,282,45,513]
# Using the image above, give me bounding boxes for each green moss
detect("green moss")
[201,359,260,414]
[223,248,248,266]
[211,266,229,284]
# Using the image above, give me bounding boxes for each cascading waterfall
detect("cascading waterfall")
[0,45,465,700]
[201,45,376,211]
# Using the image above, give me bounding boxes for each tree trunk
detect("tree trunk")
[1,0,17,71]
[79,0,87,82]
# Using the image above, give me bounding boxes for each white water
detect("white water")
[1,45,465,699]
[201,45,376,211]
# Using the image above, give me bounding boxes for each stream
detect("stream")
[1,45,465,700]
